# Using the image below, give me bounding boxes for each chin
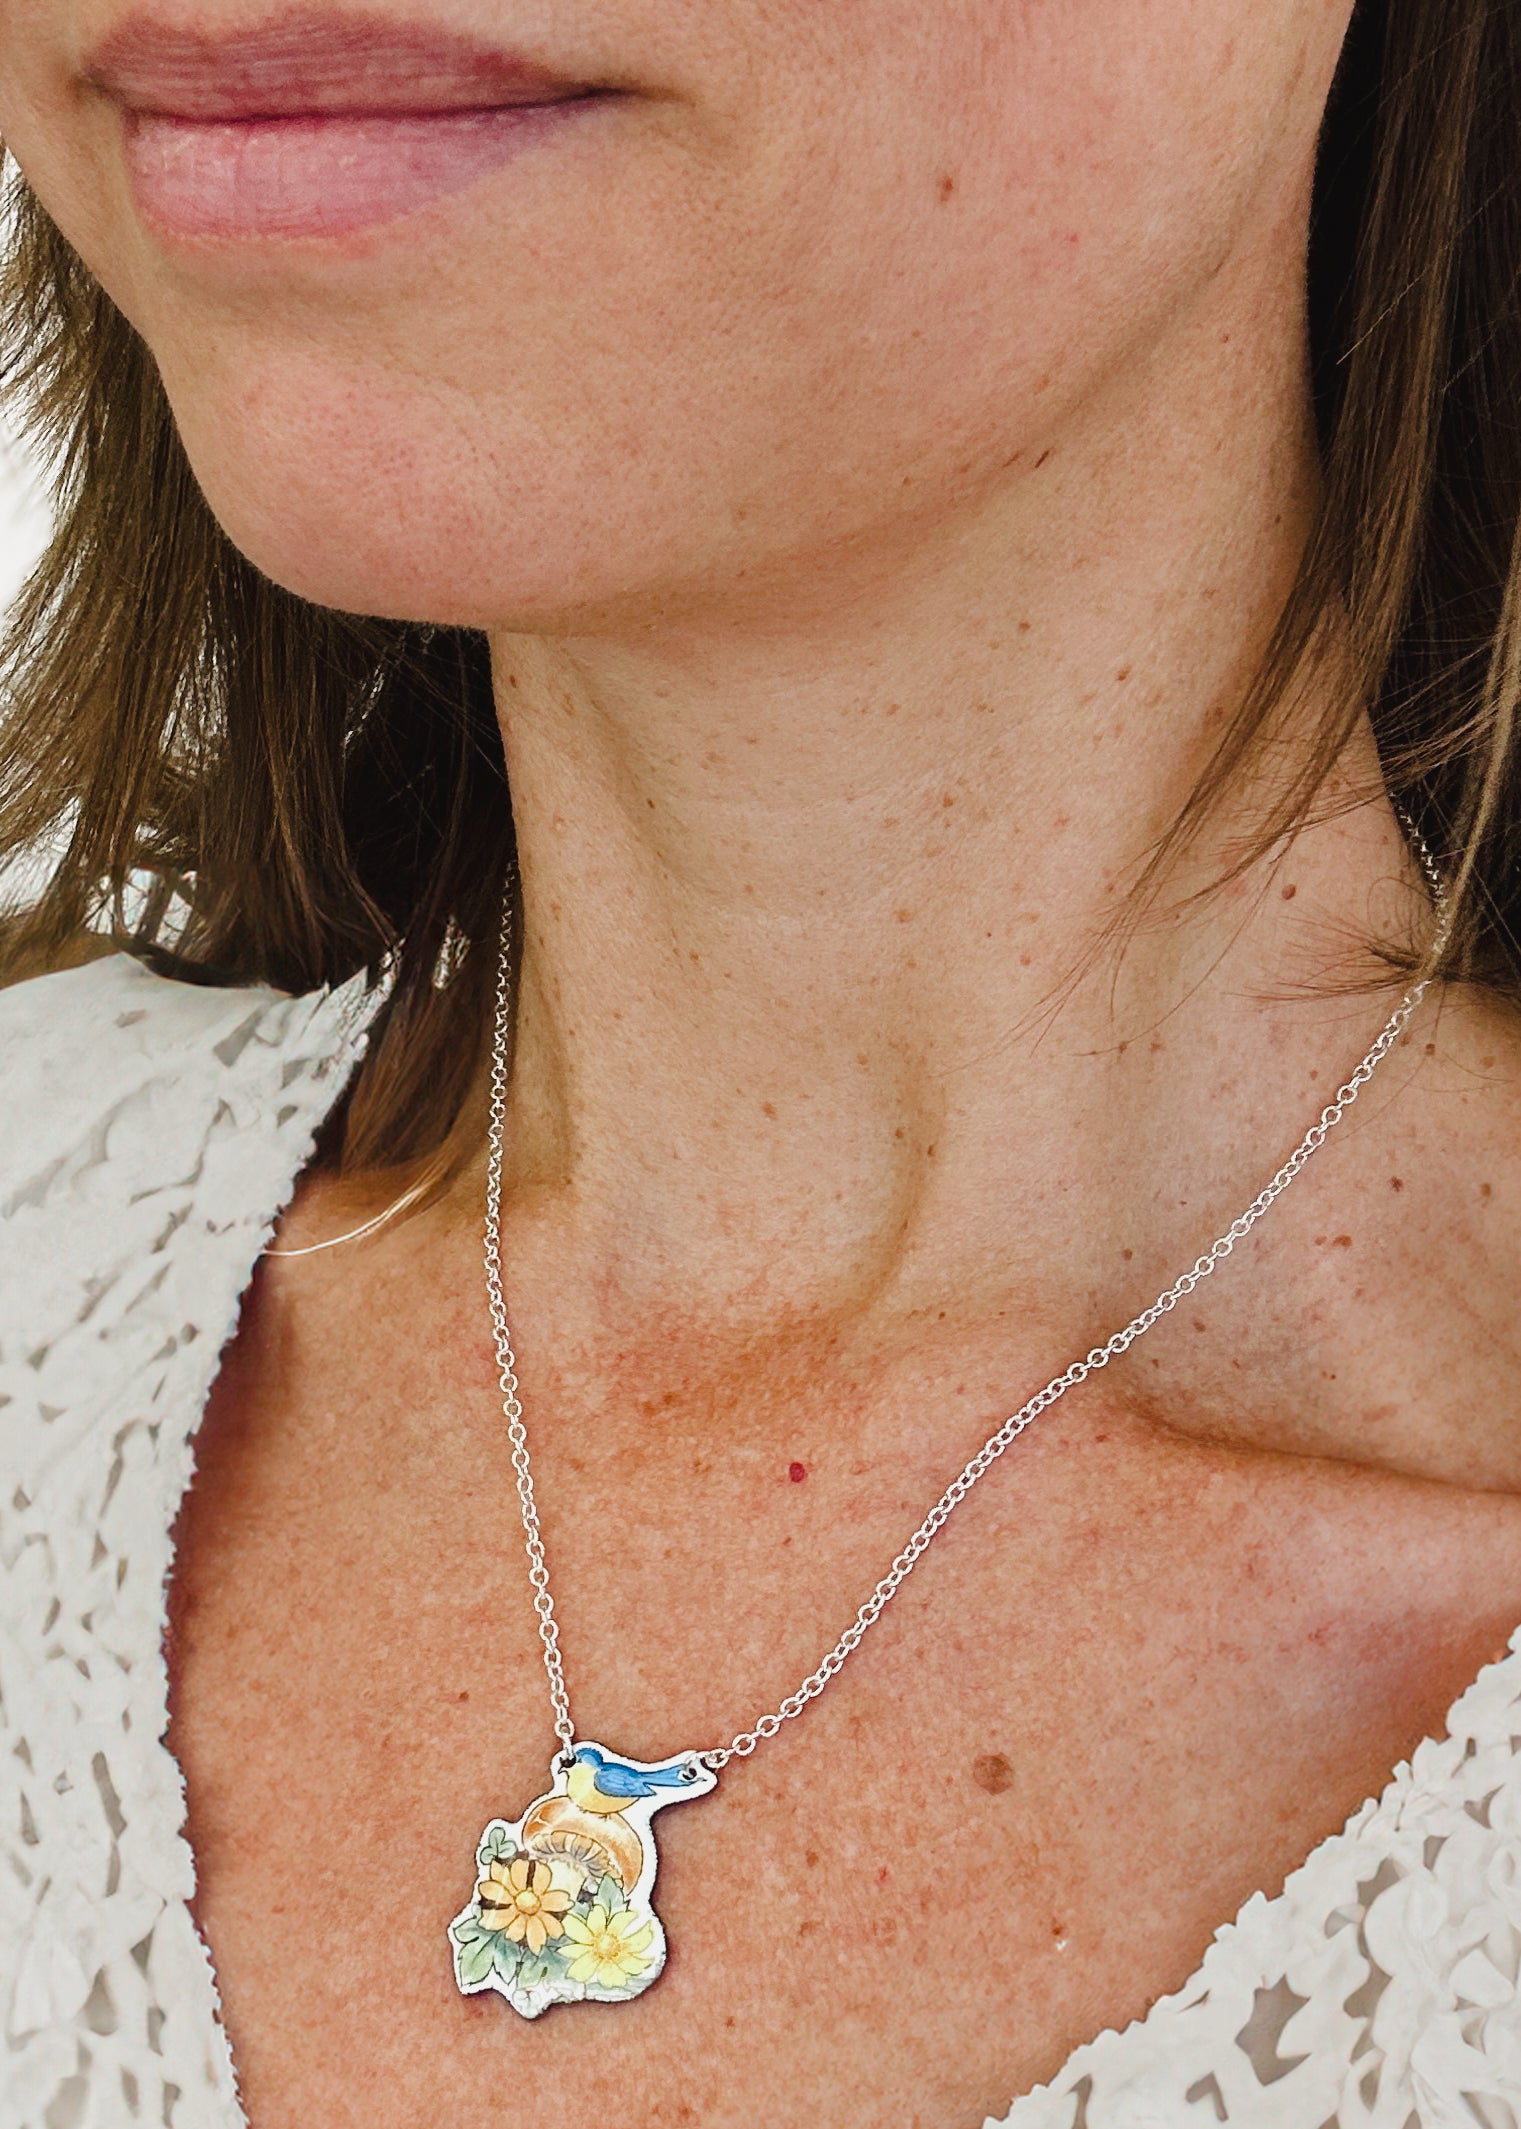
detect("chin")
[167,367,683,630]
[152,341,970,635]
[203,469,567,628]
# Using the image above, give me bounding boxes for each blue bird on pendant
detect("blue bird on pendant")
[566,1743,696,1813]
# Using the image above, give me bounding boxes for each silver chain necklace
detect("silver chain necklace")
[450,835,1449,2018]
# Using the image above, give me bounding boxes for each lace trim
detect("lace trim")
[1,956,376,2129]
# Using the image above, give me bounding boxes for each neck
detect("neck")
[485,226,1417,1335]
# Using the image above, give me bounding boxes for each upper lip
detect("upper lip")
[83,7,605,118]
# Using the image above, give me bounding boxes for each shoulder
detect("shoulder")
[0,950,376,1180]
[0,949,379,1461]
[0,953,377,2119]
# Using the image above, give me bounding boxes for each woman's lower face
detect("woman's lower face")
[0,0,1351,635]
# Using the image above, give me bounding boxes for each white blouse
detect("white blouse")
[2,953,1519,2129]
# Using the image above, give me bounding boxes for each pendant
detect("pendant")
[449,1740,719,2017]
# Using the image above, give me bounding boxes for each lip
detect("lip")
[85,9,622,239]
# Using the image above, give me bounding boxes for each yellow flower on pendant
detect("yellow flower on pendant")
[560,1903,656,1987]
[477,1855,574,1954]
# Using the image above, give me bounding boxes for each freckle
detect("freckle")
[925,1143,936,1158]
[1482,1054,1495,1069]
[1017,619,1032,634]
[1192,1318,1206,1333]
[1115,666,1131,683]
[1122,1248,1133,1261]
[1333,1233,1352,1248]
[937,173,956,201]
[805,1848,819,1867]
[1281,883,1297,900]
[895,908,913,923]
[647,797,656,809]
[458,1690,469,1702]
[1481,1181,1493,1199]
[972,1752,1015,1795]
[789,1461,807,1484]
[1390,1175,1404,1191]
[507,673,518,688]
[1314,1234,1326,1246]
[1150,1039,1164,1054]
[1424,1042,1436,1055]
[689,949,700,962]
[1020,951,1034,967]
[762,1101,777,1119]
[942,793,956,809]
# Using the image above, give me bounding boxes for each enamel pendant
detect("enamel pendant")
[449,1741,719,2017]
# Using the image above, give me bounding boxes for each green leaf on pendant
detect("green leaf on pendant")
[458,1935,497,1987]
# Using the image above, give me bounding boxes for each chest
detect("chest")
[164,1285,1521,2128]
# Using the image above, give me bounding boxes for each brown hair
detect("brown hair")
[1,0,1518,1169]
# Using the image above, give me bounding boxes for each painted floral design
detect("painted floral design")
[560,1901,657,1988]
[477,1855,576,1953]
[449,1742,717,2017]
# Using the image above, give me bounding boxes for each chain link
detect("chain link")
[483,907,578,1761]
[484,825,1451,1774]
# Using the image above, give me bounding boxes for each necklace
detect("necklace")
[450,841,1449,2019]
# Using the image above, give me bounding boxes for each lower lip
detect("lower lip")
[122,96,608,240]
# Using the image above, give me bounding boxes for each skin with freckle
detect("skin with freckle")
[6,0,1521,2124]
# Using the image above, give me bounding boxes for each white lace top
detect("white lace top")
[3,953,1520,2129]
